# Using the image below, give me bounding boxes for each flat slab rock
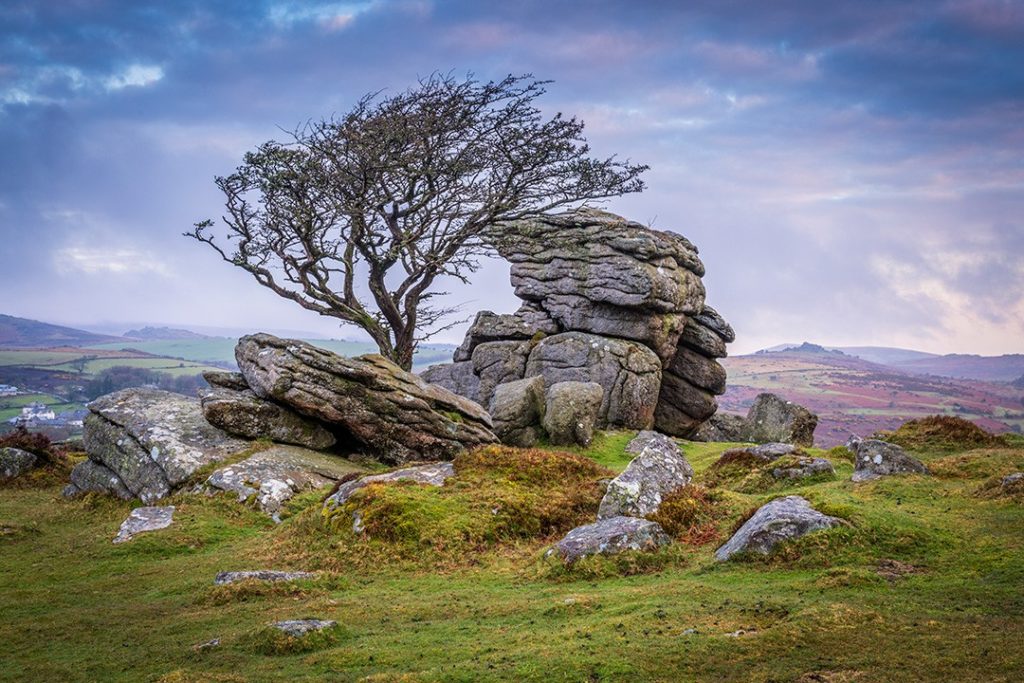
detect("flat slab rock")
[206,445,365,519]
[771,457,835,480]
[597,431,693,519]
[199,386,337,450]
[77,388,248,503]
[715,496,841,561]
[323,462,455,510]
[271,619,336,637]
[549,516,671,564]
[214,570,317,585]
[236,334,497,463]
[113,505,175,544]
[847,438,928,482]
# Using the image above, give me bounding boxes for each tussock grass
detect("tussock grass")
[878,415,1007,451]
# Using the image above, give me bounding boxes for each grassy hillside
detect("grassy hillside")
[721,351,1024,446]
[0,314,123,348]
[2,433,1023,681]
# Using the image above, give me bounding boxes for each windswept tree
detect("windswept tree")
[189,73,647,370]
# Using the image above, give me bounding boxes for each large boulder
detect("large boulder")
[493,209,707,362]
[0,447,37,481]
[235,334,498,463]
[715,496,842,561]
[471,340,532,408]
[419,361,482,406]
[206,445,365,519]
[548,516,671,564]
[199,386,337,450]
[597,431,693,519]
[453,306,557,362]
[745,393,818,447]
[691,412,752,442]
[525,331,662,429]
[73,388,248,503]
[489,376,546,447]
[542,381,604,447]
[847,438,928,482]
[653,372,718,437]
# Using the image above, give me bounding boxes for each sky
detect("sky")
[0,0,1022,355]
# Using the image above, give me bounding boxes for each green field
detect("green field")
[0,393,85,422]
[2,434,1023,681]
[85,338,455,370]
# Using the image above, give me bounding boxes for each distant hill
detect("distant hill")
[720,349,1024,447]
[123,326,212,341]
[0,314,124,348]
[887,354,1024,383]
[833,346,939,365]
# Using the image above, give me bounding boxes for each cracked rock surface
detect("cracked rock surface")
[597,431,693,519]
[113,505,175,544]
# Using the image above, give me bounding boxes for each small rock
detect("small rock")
[0,447,37,481]
[682,628,698,636]
[323,462,455,510]
[542,381,604,447]
[749,443,798,459]
[193,638,221,652]
[549,516,671,564]
[771,457,835,480]
[271,619,336,637]
[113,506,175,544]
[715,496,841,561]
[847,437,928,482]
[214,570,317,585]
[1000,472,1024,488]
[746,393,818,447]
[597,431,693,519]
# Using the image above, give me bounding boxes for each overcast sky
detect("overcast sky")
[1,0,1021,355]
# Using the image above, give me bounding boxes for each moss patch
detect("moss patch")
[877,415,1007,452]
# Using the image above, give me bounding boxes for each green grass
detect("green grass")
[0,393,86,421]
[2,436,1023,682]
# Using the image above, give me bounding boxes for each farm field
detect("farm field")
[2,432,1023,681]
[0,392,85,422]
[720,351,1024,446]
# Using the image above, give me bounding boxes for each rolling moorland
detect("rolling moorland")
[2,429,1023,682]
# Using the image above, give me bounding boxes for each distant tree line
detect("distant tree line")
[81,366,205,400]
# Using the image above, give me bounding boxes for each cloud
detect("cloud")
[103,64,164,91]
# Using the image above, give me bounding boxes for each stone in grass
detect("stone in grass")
[1002,472,1024,489]
[214,570,318,586]
[113,505,175,544]
[715,496,841,561]
[272,619,337,637]
[548,516,671,564]
[0,447,37,481]
[847,437,928,483]
[597,431,693,519]
[322,462,455,510]
[771,457,835,480]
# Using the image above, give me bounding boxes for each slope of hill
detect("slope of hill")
[833,345,939,365]
[123,326,212,340]
[889,353,1024,382]
[0,314,124,348]
[720,349,1024,446]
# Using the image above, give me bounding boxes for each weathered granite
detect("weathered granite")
[549,516,671,564]
[200,386,337,450]
[113,505,175,544]
[598,431,693,519]
[847,438,928,482]
[214,570,317,585]
[715,496,842,561]
[542,381,604,447]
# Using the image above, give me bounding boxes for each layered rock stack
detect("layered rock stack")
[422,209,734,439]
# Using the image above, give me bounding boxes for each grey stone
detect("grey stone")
[693,306,736,344]
[691,412,752,443]
[202,370,249,391]
[748,443,799,460]
[419,361,482,405]
[746,393,818,447]
[526,331,662,429]
[323,461,455,510]
[542,381,604,447]
[206,445,365,519]
[0,447,37,480]
[236,334,497,464]
[199,386,336,450]
[549,516,671,564]
[489,375,546,447]
[665,346,727,395]
[847,438,928,482]
[214,570,317,585]
[653,372,718,437]
[771,457,835,480]
[679,317,728,359]
[65,459,133,499]
[113,505,175,544]
[1001,472,1024,488]
[598,431,693,519]
[471,340,532,408]
[79,388,248,503]
[715,496,842,561]
[271,619,336,637]
[453,307,557,362]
